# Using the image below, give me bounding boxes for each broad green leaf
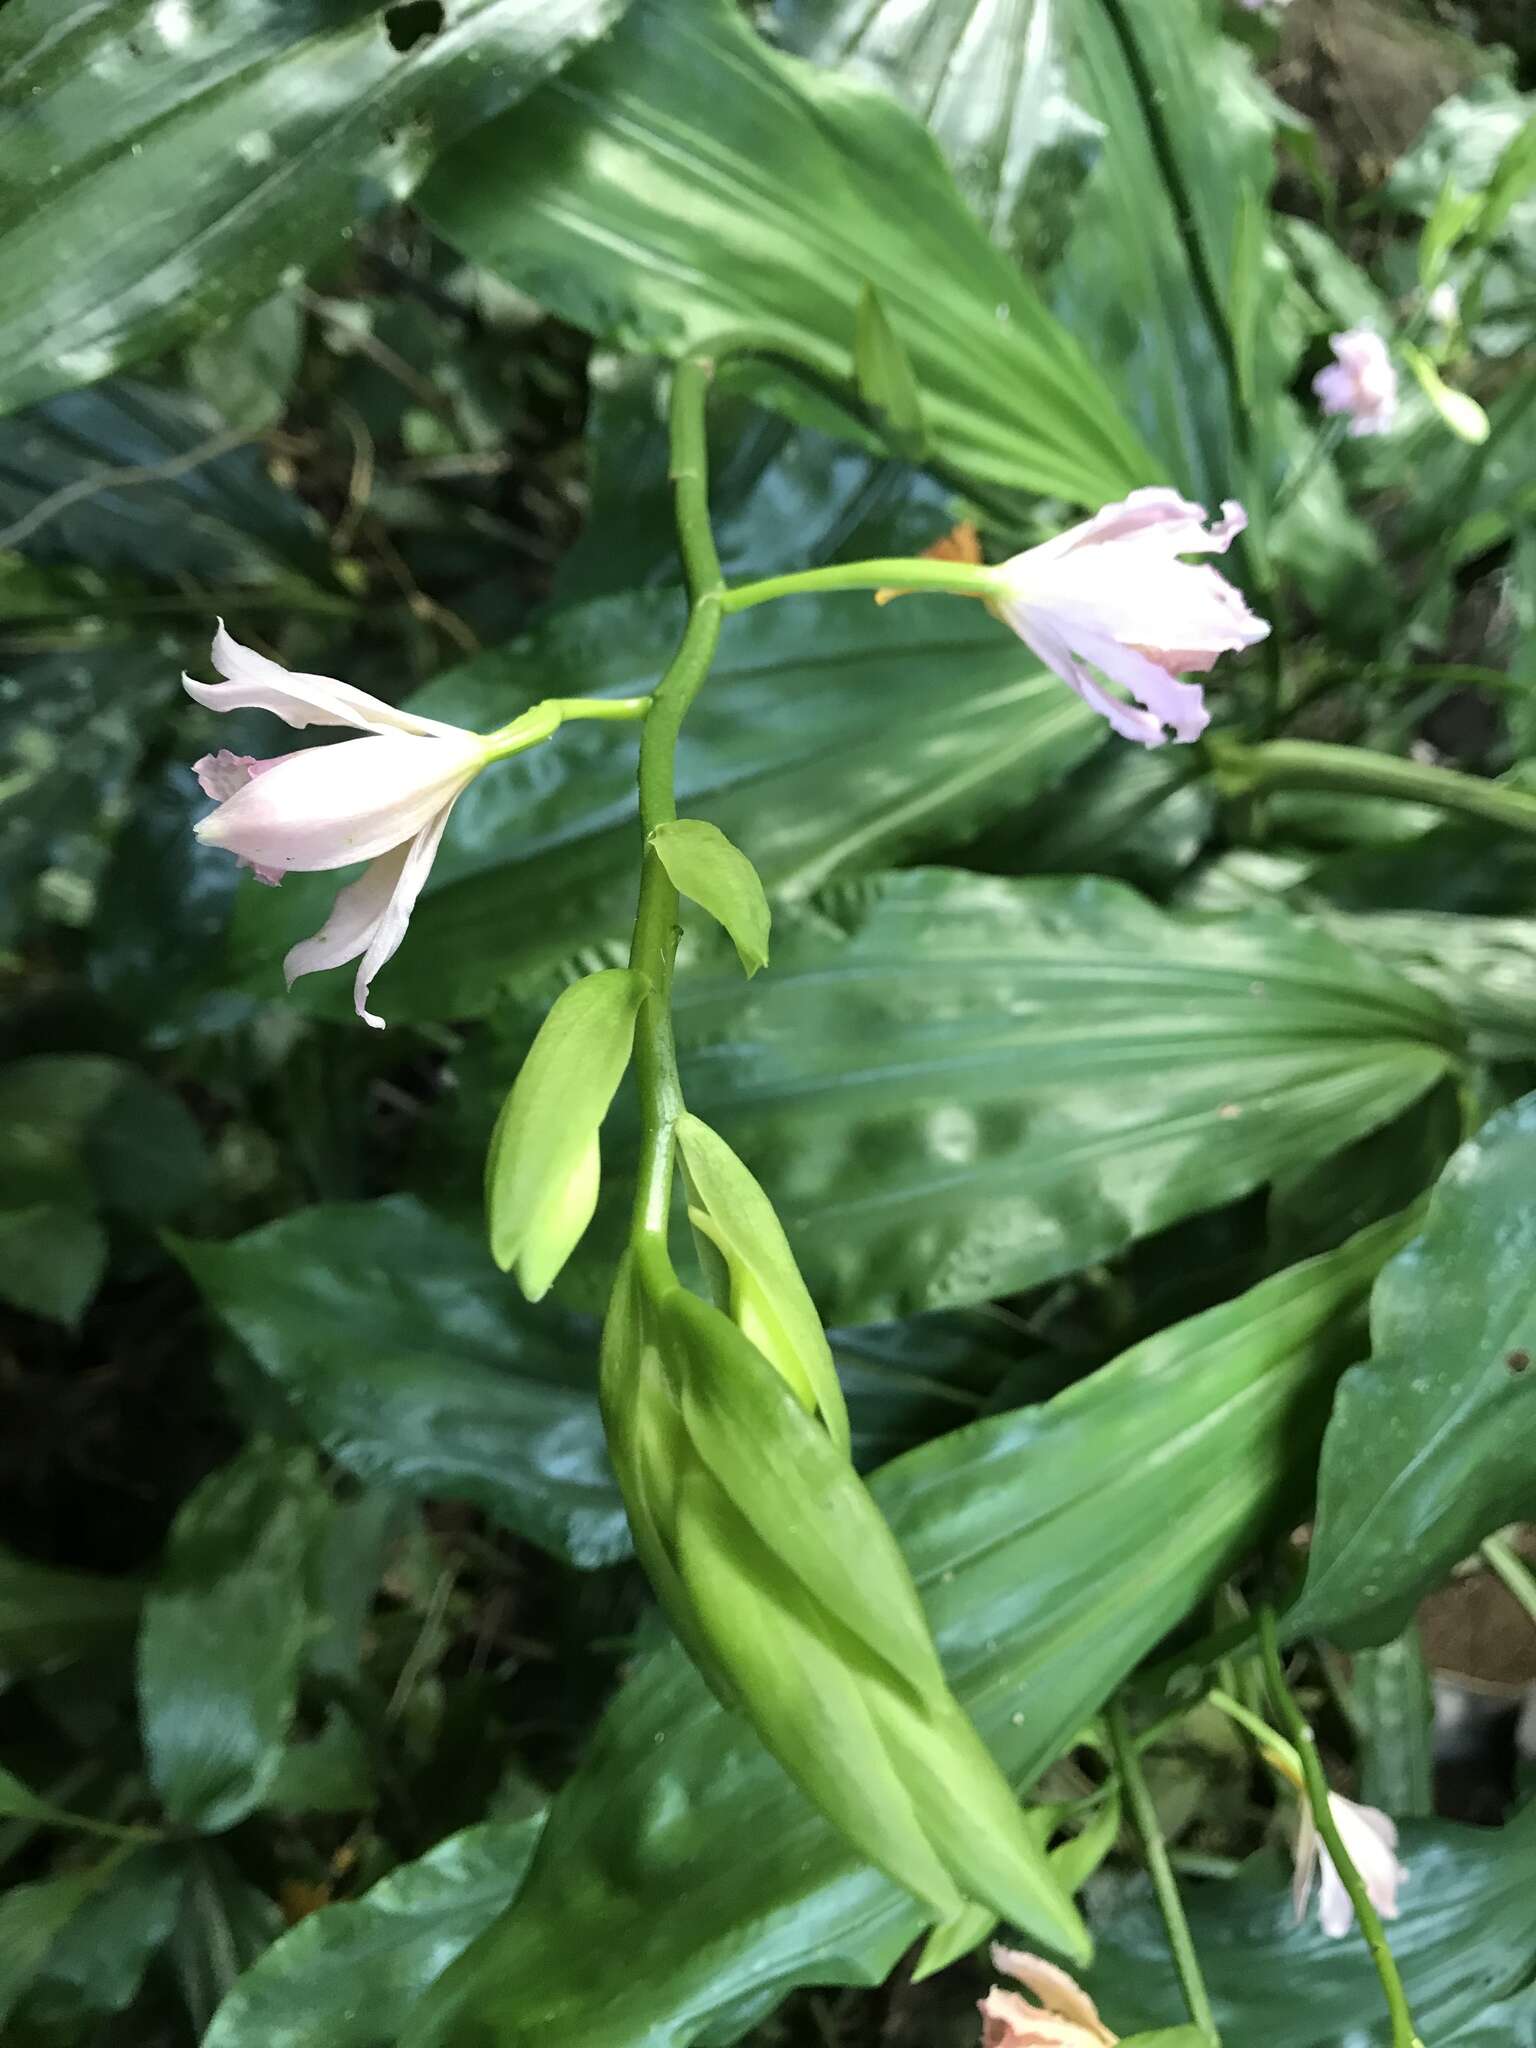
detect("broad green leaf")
[422,0,1155,504]
[1290,1092,1536,1646]
[400,1215,1407,2048]
[1091,1809,1536,2044]
[0,1204,106,1326]
[651,820,771,977]
[853,283,924,445]
[485,968,648,1298]
[598,869,1457,1324]
[0,0,630,415]
[225,591,1103,1022]
[260,1711,372,1817]
[14,1847,187,2033]
[774,0,1100,265]
[203,1817,545,2048]
[0,1544,141,1676]
[0,380,329,584]
[138,1442,330,1832]
[172,1198,629,1568]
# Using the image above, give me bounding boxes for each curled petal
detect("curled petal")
[1002,610,1167,746]
[283,793,459,1029]
[182,622,467,738]
[193,732,484,875]
[989,1949,1115,2043]
[1027,488,1247,569]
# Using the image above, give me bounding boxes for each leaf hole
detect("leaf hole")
[385,1,445,52]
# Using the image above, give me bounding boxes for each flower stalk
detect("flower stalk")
[1257,1608,1423,2048]
[1104,1699,1220,2046]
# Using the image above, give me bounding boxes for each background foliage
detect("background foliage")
[3,1,1536,2044]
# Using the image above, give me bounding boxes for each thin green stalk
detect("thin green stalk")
[723,558,1003,613]
[1105,1699,1221,2046]
[1258,1609,1423,2048]
[1212,735,1536,836]
[1482,1534,1536,1629]
[1206,1688,1303,1780]
[627,357,726,1241]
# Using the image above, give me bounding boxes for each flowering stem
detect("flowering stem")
[1105,1699,1221,2046]
[722,558,1003,612]
[1257,1608,1423,2048]
[1481,1534,1536,1630]
[1205,1688,1304,1783]
[1211,735,1536,837]
[626,358,725,1241]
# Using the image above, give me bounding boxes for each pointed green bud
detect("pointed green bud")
[854,280,924,449]
[1403,342,1489,444]
[675,1111,848,1453]
[485,969,647,1299]
[648,819,770,977]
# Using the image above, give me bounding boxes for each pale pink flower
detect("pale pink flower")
[1292,1793,1406,1939]
[1313,328,1398,437]
[187,623,491,1029]
[991,488,1268,747]
[979,1945,1117,2048]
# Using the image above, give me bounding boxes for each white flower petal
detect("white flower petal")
[193,732,483,875]
[283,840,412,992]
[1001,608,1167,746]
[182,622,466,738]
[352,794,460,1029]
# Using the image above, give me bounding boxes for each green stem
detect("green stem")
[723,558,1003,613]
[1257,1609,1422,2048]
[1212,736,1536,836]
[1105,1699,1221,2046]
[1206,1688,1303,1781]
[1482,1534,1536,1629]
[626,358,726,1241]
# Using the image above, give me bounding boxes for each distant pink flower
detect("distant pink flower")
[992,488,1269,747]
[1313,329,1398,437]
[1292,1793,1406,1938]
[979,1946,1117,2048]
[187,624,490,1029]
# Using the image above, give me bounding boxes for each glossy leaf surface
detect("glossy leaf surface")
[0,0,629,414]
[422,0,1154,503]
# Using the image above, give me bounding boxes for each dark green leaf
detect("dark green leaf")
[186,295,306,431]
[172,1198,629,1568]
[0,0,630,413]
[595,869,1458,1323]
[203,1817,545,2048]
[1354,1625,1435,1819]
[169,1845,284,2042]
[0,1545,141,1677]
[0,1054,208,1222]
[0,380,327,583]
[1290,1092,1536,1646]
[1091,1809,1536,2045]
[0,1869,104,2031]
[423,0,1154,504]
[138,1442,330,1832]
[224,593,1102,1023]
[261,1711,372,1817]
[15,1847,187,2032]
[398,1214,1407,2048]
[0,1205,106,1326]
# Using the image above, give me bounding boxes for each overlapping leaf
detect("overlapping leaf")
[398,1213,1410,2048]
[1290,1091,1536,1646]
[422,0,1154,503]
[0,0,630,414]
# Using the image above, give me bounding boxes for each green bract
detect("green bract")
[648,818,772,977]
[674,1111,847,1449]
[484,969,649,1300]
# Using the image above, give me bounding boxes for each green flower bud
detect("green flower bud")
[485,969,647,1300]
[675,1112,848,1454]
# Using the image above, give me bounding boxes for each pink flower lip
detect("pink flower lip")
[993,487,1269,747]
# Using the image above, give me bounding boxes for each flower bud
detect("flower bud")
[485,969,648,1299]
